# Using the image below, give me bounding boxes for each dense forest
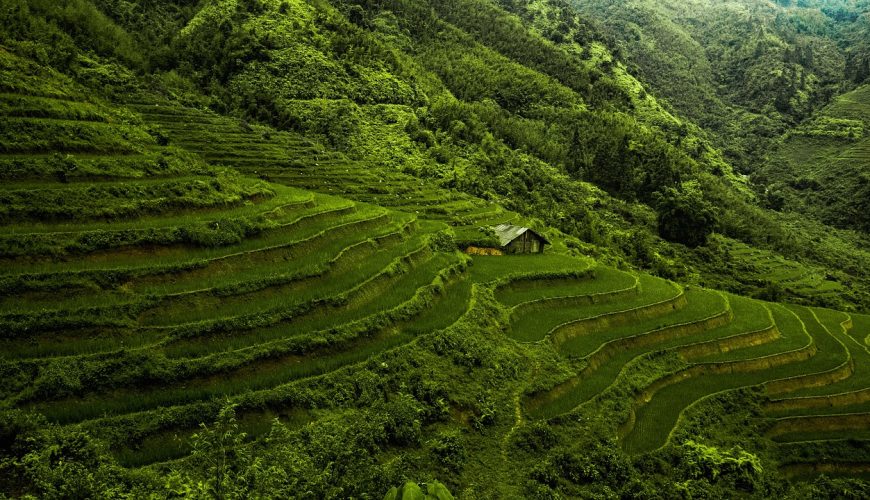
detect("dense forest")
[564,0,867,167]
[3,0,870,498]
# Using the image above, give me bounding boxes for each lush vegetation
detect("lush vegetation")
[762,83,870,231]
[561,0,868,171]
[2,0,870,498]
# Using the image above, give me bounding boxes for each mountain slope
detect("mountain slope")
[63,0,870,312]
[3,1,870,497]
[762,83,870,231]
[563,0,867,174]
[1,47,870,498]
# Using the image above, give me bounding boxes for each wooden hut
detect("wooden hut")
[492,224,549,254]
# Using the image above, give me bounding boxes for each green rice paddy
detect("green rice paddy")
[5,49,870,478]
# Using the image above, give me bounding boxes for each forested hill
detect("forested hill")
[761,82,870,232]
[564,0,870,175]
[9,0,870,311]
[6,1,870,496]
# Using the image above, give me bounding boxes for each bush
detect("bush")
[275,98,362,150]
[654,181,718,248]
[5,424,135,499]
[428,431,467,472]
[679,440,763,492]
[513,422,558,453]
[180,218,259,248]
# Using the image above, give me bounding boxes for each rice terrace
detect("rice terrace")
[5,0,870,498]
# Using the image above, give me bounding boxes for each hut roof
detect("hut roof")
[492,224,551,247]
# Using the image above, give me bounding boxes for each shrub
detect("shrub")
[428,431,467,472]
[275,98,362,150]
[654,181,718,248]
[180,218,259,247]
[512,422,558,453]
[6,424,134,499]
[679,440,763,493]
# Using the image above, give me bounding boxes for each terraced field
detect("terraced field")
[766,81,870,247]
[4,48,870,484]
[754,310,870,475]
[0,53,479,465]
[127,100,518,233]
[718,237,845,303]
[487,252,870,467]
[0,53,579,470]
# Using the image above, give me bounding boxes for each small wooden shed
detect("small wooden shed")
[493,224,550,254]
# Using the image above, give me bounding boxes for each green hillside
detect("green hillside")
[60,0,870,312]
[562,0,869,173]
[763,83,870,232]
[3,0,870,498]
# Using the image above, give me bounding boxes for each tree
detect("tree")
[166,404,254,500]
[654,181,718,247]
[0,413,137,499]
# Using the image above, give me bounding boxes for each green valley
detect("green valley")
[3,0,870,498]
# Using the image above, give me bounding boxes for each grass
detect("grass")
[0,328,166,360]
[776,438,870,479]
[772,428,870,444]
[0,53,84,99]
[6,206,389,294]
[775,307,847,368]
[762,311,870,422]
[529,293,765,419]
[717,237,845,302]
[112,407,316,468]
[0,205,390,317]
[33,253,466,423]
[849,312,870,345]
[35,329,416,424]
[0,213,412,356]
[150,228,429,329]
[510,273,679,343]
[468,253,591,283]
[621,303,829,454]
[0,177,292,238]
[158,229,443,356]
[0,152,196,181]
[0,191,345,279]
[690,304,810,363]
[558,287,728,357]
[0,175,271,224]
[112,426,196,468]
[0,93,114,122]
[527,288,729,419]
[405,278,474,334]
[771,399,870,418]
[768,412,870,445]
[763,307,854,400]
[495,265,633,307]
[0,117,152,154]
[135,209,401,308]
[772,429,870,443]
